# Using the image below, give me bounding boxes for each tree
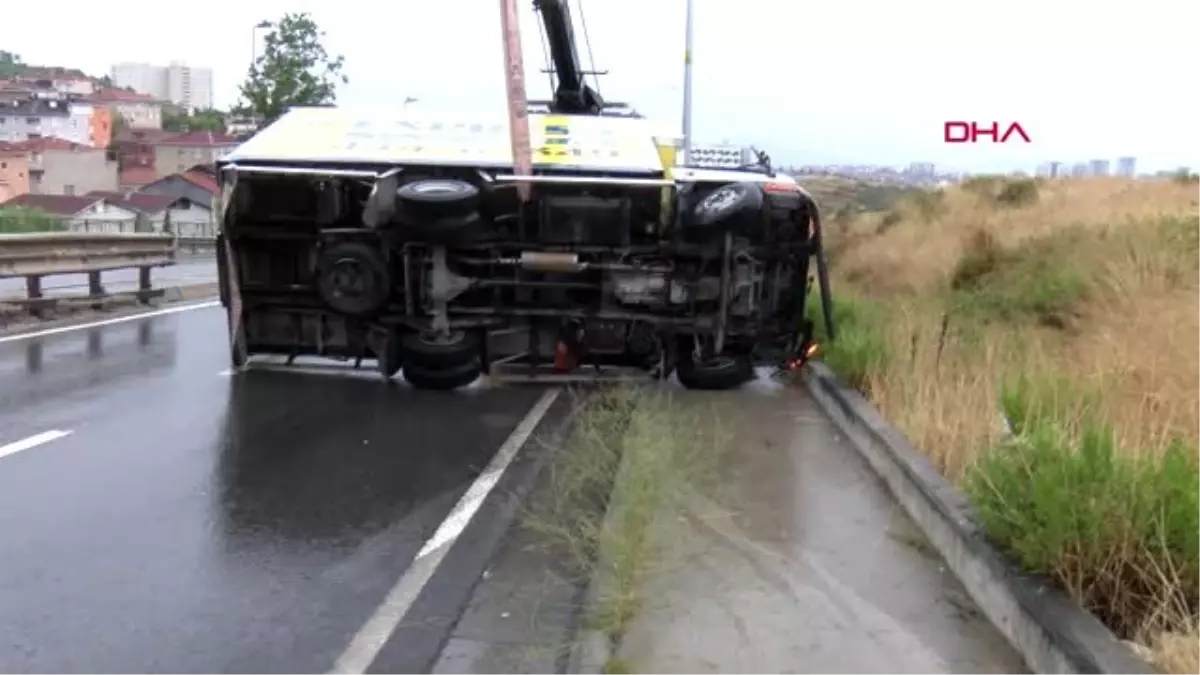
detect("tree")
[163,108,227,133]
[0,50,25,78]
[110,112,129,139]
[235,13,348,125]
[0,207,66,234]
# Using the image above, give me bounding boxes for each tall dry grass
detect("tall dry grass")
[821,176,1200,672]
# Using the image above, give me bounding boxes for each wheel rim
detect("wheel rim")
[410,180,462,195]
[328,257,377,299]
[699,187,739,214]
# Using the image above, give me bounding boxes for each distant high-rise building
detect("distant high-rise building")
[111,61,214,111]
[1071,162,1089,178]
[908,161,936,177]
[1116,157,1136,177]
[1089,159,1110,176]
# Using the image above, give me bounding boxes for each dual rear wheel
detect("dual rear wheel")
[373,328,483,391]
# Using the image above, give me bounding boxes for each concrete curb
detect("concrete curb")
[801,360,1156,674]
[566,432,634,674]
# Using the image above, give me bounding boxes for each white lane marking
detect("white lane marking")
[0,429,73,460]
[329,388,561,675]
[0,301,221,344]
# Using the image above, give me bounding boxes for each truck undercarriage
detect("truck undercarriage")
[215,161,828,390]
[215,0,833,390]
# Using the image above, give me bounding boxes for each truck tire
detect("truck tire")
[400,330,481,369]
[397,179,480,220]
[686,182,764,237]
[403,358,483,391]
[315,241,392,317]
[676,351,755,390]
[407,211,483,244]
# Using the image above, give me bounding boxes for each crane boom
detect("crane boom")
[533,0,605,115]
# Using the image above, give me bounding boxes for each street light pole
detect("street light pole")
[681,0,694,165]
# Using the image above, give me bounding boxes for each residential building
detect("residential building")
[89,88,164,130]
[166,61,214,112]
[0,137,119,196]
[1071,162,1090,178]
[85,190,213,236]
[0,193,140,233]
[108,128,176,188]
[138,164,219,211]
[1,69,94,98]
[0,96,112,148]
[0,150,31,202]
[1116,157,1136,178]
[111,61,214,111]
[152,131,239,177]
[1089,159,1110,176]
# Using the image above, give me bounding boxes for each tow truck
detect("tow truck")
[213,0,834,390]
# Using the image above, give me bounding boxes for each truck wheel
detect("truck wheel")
[403,358,483,391]
[407,211,483,244]
[687,182,764,237]
[400,330,481,369]
[315,241,392,317]
[397,179,480,220]
[676,351,755,390]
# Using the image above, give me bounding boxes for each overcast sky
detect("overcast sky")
[3,0,1197,173]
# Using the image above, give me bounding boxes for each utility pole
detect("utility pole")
[681,0,694,165]
[499,0,533,202]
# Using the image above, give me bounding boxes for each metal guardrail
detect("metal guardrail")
[175,236,218,256]
[0,232,210,316]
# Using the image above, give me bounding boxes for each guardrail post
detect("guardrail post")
[138,266,153,305]
[25,275,44,318]
[87,271,104,310]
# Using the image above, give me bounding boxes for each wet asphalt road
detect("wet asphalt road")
[0,257,218,300]
[0,304,562,673]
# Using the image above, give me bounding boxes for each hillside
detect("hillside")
[817,176,1200,673]
[793,174,922,220]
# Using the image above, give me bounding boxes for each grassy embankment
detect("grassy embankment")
[814,175,1199,672]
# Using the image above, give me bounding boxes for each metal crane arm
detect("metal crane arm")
[533,0,605,115]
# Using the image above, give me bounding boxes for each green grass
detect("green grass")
[520,386,731,656]
[810,292,890,393]
[965,376,1200,638]
[950,229,1090,327]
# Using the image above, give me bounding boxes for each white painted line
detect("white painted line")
[329,388,561,675]
[0,301,221,344]
[0,429,73,460]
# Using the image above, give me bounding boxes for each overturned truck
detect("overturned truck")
[213,108,832,390]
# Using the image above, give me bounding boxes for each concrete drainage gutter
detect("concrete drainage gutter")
[802,360,1156,674]
[566,438,630,674]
